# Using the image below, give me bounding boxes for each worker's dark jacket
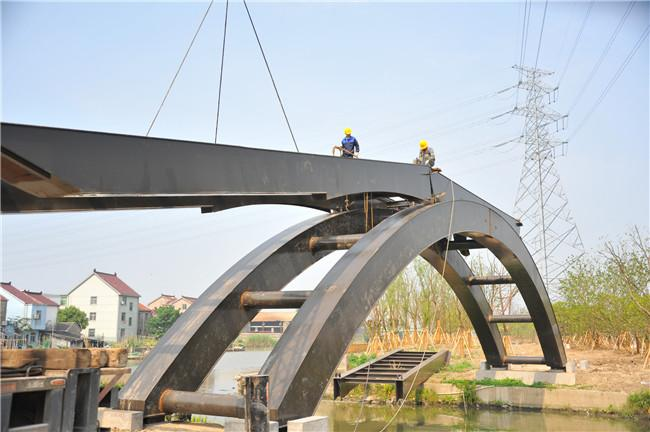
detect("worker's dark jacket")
[341,136,360,158]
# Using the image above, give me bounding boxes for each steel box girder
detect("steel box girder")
[0,123,519,230]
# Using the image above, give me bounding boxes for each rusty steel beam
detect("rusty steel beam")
[241,291,310,309]
[465,275,515,285]
[308,234,363,251]
[261,200,566,423]
[159,391,247,418]
[489,314,532,323]
[504,356,547,365]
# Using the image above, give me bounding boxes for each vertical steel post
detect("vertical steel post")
[245,375,269,432]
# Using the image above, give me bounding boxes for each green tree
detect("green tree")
[147,305,180,338]
[57,305,89,329]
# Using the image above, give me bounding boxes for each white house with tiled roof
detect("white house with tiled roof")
[67,270,140,343]
[0,282,59,345]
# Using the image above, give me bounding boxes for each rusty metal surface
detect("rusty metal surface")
[465,275,514,285]
[261,200,565,423]
[119,209,390,415]
[159,391,245,418]
[489,314,532,323]
[240,291,310,309]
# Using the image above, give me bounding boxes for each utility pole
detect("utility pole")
[512,65,584,293]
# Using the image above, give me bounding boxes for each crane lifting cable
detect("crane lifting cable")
[242,0,300,153]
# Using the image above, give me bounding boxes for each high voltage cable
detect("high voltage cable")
[558,1,594,84]
[570,25,650,140]
[242,0,300,152]
[214,0,229,144]
[569,1,635,112]
[534,0,549,69]
[516,0,533,105]
[145,1,215,137]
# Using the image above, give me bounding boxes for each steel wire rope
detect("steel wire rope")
[214,0,229,143]
[376,180,456,432]
[533,0,550,69]
[242,0,299,152]
[569,1,635,112]
[569,24,650,140]
[145,0,215,137]
[558,1,594,84]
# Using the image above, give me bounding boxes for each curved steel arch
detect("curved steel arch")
[261,200,565,423]
[119,209,391,414]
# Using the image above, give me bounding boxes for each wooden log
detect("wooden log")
[106,348,128,367]
[1,349,92,369]
[89,348,109,368]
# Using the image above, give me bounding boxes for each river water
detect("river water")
[181,351,646,431]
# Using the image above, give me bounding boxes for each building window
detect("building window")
[88,329,95,338]
[60,296,67,306]
[120,328,125,339]
[32,310,41,320]
[121,312,126,322]
[128,317,132,326]
[182,304,187,310]
[120,296,126,305]
[129,302,133,311]
[90,296,97,305]
[89,312,96,321]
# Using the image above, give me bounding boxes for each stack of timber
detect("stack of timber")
[1,348,128,371]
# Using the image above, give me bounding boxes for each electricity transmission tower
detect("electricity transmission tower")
[512,65,584,292]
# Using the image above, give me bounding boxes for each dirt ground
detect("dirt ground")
[431,340,650,394]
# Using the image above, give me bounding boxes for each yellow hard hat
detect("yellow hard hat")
[344,128,352,135]
[419,140,428,150]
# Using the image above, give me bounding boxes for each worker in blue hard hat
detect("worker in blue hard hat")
[339,128,359,158]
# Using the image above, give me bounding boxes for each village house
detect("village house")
[243,311,296,334]
[147,294,196,314]
[137,303,153,336]
[0,282,59,345]
[66,270,140,343]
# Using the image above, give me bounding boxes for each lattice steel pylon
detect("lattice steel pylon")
[512,65,584,293]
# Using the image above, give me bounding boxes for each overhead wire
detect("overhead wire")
[569,24,650,140]
[533,0,550,69]
[214,0,229,143]
[569,1,636,112]
[145,0,215,137]
[515,0,533,106]
[558,1,594,84]
[242,0,300,152]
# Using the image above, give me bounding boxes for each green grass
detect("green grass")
[347,352,377,369]
[442,360,474,373]
[624,390,650,416]
[444,377,551,389]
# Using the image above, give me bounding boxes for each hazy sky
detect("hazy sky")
[2,1,648,303]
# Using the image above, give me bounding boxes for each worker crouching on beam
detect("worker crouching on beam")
[415,140,435,168]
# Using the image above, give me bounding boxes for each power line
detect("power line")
[145,1,215,137]
[570,25,650,140]
[214,0,229,144]
[516,0,533,106]
[242,0,300,153]
[534,0,550,69]
[569,1,635,112]
[558,1,594,84]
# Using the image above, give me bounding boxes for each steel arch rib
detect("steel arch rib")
[119,209,377,415]
[261,200,565,423]
[420,247,506,367]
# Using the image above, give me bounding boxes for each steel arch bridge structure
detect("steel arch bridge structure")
[1,123,567,424]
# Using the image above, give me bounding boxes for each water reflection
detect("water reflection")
[316,401,648,432]
[179,351,647,432]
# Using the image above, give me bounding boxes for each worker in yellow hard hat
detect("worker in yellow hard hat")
[415,140,435,168]
[339,128,359,158]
